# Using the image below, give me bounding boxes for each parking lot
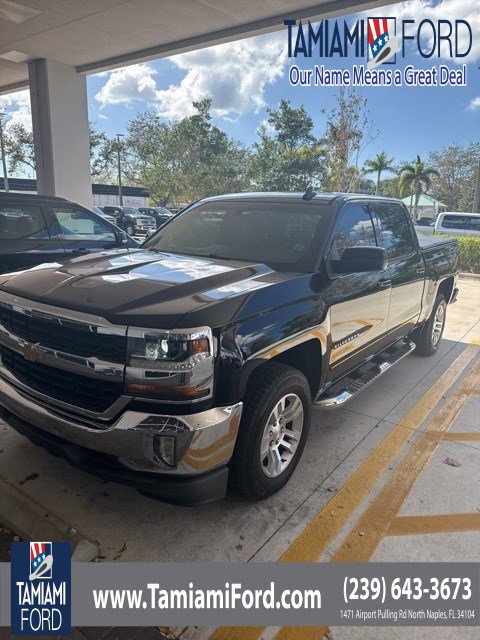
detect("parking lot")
[0,275,479,640]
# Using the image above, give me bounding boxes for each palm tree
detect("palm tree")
[399,156,440,220]
[363,151,395,195]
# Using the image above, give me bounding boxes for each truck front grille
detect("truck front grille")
[0,344,124,413]
[0,304,126,363]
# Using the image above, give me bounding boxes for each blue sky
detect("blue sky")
[2,0,480,177]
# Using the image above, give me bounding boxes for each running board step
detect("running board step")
[316,339,416,408]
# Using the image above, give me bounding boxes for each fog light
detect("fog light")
[153,435,176,467]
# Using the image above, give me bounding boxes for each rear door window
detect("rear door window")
[371,202,415,258]
[466,217,480,232]
[0,205,49,239]
[50,207,115,242]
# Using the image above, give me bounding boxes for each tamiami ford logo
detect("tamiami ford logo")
[11,541,71,635]
[285,17,472,88]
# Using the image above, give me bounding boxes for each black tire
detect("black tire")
[413,293,447,356]
[126,224,135,236]
[229,362,311,501]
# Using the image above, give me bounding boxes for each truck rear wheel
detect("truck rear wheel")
[229,363,311,501]
[413,293,447,356]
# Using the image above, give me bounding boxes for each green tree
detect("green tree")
[249,99,325,191]
[363,151,395,195]
[428,142,480,212]
[379,175,402,198]
[4,122,35,175]
[89,123,117,182]
[399,155,440,220]
[126,100,249,205]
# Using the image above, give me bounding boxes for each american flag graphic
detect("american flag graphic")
[368,18,392,60]
[29,542,52,580]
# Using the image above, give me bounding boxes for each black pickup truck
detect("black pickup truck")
[0,192,459,505]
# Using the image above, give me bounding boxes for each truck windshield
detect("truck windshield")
[143,200,325,270]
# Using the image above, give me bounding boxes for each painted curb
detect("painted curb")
[0,475,99,561]
[458,272,480,281]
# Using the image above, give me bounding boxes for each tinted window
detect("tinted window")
[467,217,480,231]
[441,215,468,229]
[328,203,377,260]
[51,207,115,241]
[144,201,326,270]
[0,205,48,240]
[371,203,414,258]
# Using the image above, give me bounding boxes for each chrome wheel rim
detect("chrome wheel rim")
[260,393,304,478]
[432,300,446,346]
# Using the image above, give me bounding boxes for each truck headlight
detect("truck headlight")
[126,327,214,402]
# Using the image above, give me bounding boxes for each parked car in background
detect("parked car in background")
[138,206,174,228]
[93,205,116,225]
[101,206,156,236]
[434,212,480,236]
[413,218,435,236]
[0,193,137,275]
[0,192,459,505]
[416,217,434,227]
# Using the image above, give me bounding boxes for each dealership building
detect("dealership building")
[0,177,150,207]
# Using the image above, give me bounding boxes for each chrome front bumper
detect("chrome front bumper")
[0,373,242,476]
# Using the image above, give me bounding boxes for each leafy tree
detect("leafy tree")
[4,122,35,174]
[355,176,376,195]
[379,175,402,199]
[249,99,325,191]
[89,123,117,182]
[399,155,440,220]
[363,151,395,195]
[428,142,480,212]
[126,100,249,205]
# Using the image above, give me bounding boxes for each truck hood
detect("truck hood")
[0,249,297,328]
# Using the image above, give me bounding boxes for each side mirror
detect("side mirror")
[330,246,388,275]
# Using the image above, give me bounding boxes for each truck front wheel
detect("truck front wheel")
[229,363,311,500]
[413,293,447,356]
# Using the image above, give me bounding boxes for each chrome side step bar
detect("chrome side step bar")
[316,339,416,408]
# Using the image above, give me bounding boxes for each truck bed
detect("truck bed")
[417,234,457,249]
[417,233,459,279]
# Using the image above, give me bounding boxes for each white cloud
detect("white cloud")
[371,0,480,63]
[0,90,31,131]
[468,96,480,110]
[156,32,286,119]
[94,63,159,107]
[94,32,287,120]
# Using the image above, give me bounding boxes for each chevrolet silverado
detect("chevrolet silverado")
[0,192,459,505]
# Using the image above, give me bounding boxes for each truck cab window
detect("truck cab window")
[328,203,377,261]
[0,206,48,240]
[371,203,414,258]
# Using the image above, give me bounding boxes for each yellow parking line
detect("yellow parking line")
[388,513,480,536]
[332,358,480,563]
[279,345,478,564]
[210,345,478,640]
[441,432,480,441]
[275,627,326,640]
